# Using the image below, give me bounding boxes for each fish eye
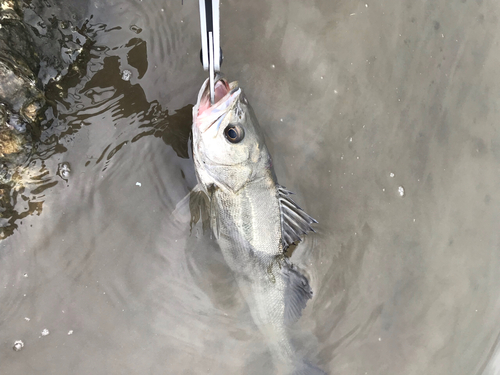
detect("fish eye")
[224,124,245,143]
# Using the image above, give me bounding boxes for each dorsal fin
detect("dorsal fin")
[280,260,314,325]
[278,185,317,251]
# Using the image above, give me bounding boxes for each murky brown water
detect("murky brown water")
[2,0,500,374]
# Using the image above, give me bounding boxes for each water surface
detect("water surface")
[1,0,500,374]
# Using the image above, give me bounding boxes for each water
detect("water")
[1,0,500,374]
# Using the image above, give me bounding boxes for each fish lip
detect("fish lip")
[195,75,240,132]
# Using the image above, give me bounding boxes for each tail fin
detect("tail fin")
[291,361,327,375]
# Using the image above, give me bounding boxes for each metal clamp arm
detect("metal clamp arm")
[199,0,222,103]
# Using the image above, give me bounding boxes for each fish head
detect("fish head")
[192,76,271,193]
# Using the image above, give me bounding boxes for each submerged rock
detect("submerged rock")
[0,0,45,185]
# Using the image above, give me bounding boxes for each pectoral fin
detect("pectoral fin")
[173,183,219,237]
[282,261,313,325]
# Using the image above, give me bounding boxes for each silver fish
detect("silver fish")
[188,76,324,374]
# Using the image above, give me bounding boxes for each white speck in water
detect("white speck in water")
[356,156,360,160]
[13,340,24,351]
[280,118,283,122]
[271,64,275,69]
[68,330,74,335]
[24,317,30,321]
[340,155,344,160]
[136,182,142,187]
[389,172,395,178]
[122,70,132,81]
[320,76,324,80]
[334,89,338,94]
[398,186,405,197]
[41,328,49,336]
[161,8,164,11]
[382,188,385,192]
[350,13,356,16]
[378,337,382,341]
[23,273,28,278]
[413,218,416,222]
[349,137,353,142]
[365,3,368,7]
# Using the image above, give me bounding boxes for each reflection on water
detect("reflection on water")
[2,0,500,374]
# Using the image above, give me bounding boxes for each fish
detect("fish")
[184,75,325,374]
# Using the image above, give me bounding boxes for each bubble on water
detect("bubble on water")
[41,328,49,336]
[13,340,24,351]
[398,186,405,197]
[389,172,395,178]
[129,25,142,34]
[57,162,71,180]
[122,70,132,81]
[68,330,74,335]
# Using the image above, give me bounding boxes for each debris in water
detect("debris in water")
[122,70,132,81]
[398,186,405,197]
[68,330,74,335]
[13,340,24,351]
[24,317,30,321]
[41,328,49,336]
[389,172,395,178]
[136,182,141,187]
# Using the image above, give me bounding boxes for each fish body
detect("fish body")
[190,76,324,374]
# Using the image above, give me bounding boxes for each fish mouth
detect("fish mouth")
[197,76,232,116]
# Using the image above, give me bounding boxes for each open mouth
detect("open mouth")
[198,78,231,116]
